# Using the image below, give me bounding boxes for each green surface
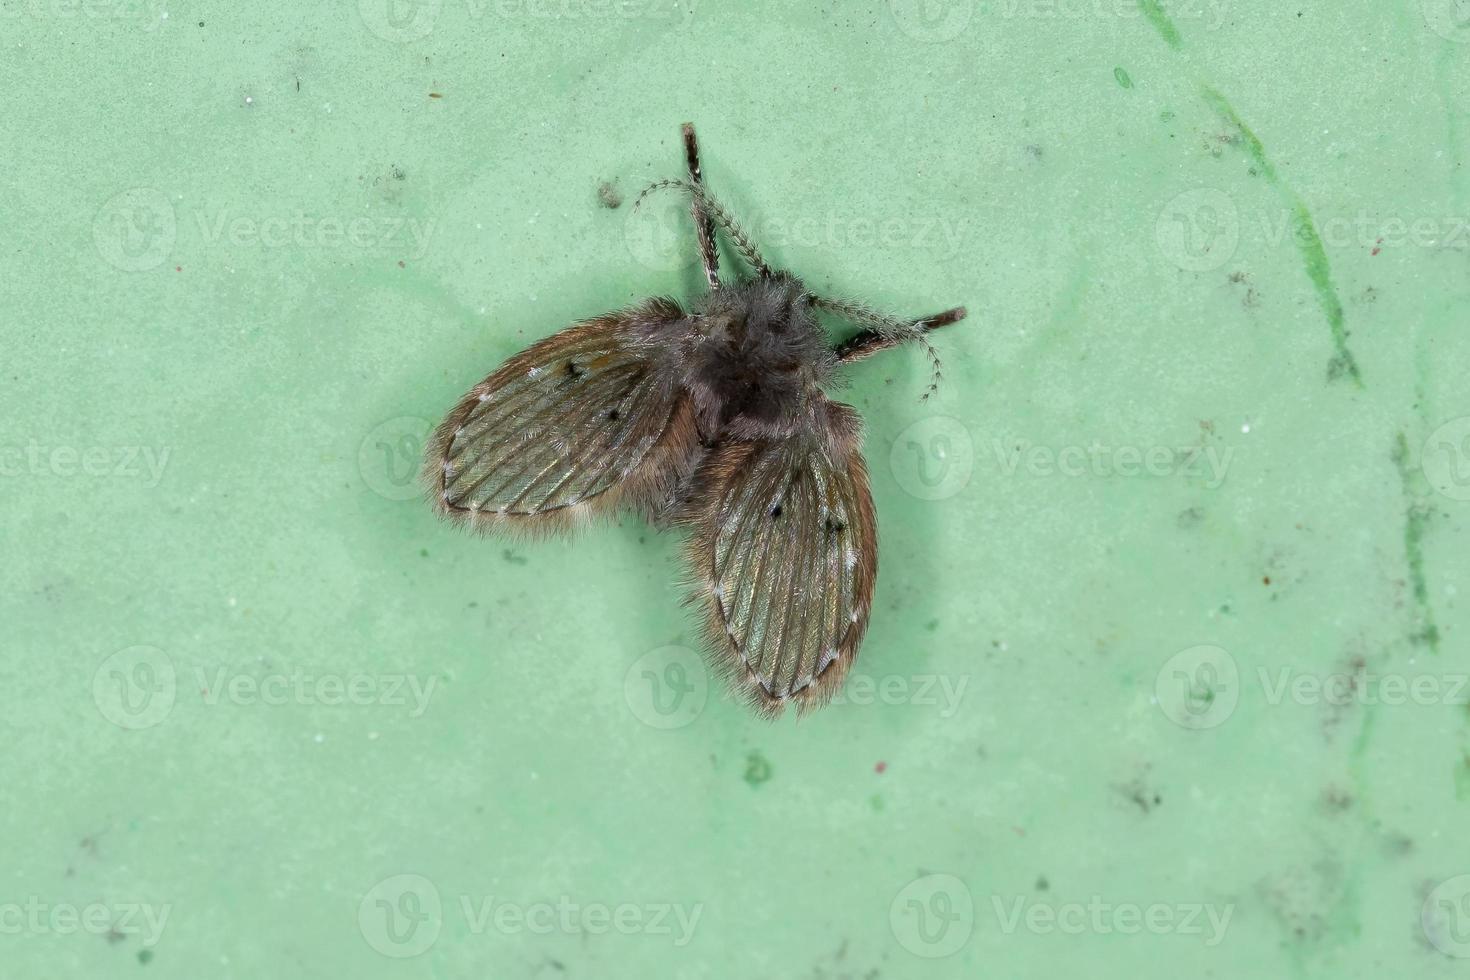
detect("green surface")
[4,2,1470,977]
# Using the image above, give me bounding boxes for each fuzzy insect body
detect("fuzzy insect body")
[424,124,966,717]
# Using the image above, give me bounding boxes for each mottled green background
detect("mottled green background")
[4,0,1470,976]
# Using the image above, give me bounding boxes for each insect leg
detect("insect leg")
[682,123,721,291]
[823,301,967,363]
[828,303,966,399]
[634,178,772,279]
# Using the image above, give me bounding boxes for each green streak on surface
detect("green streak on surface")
[1289,201,1360,385]
[1347,699,1378,820]
[1201,86,1277,182]
[1201,85,1362,386]
[1392,432,1441,654]
[1114,67,1133,89]
[1137,0,1182,49]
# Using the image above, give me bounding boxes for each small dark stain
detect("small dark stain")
[390,165,406,181]
[419,548,429,558]
[502,549,529,566]
[744,751,772,787]
[1115,772,1162,814]
[1326,351,1357,383]
[1114,67,1133,89]
[138,950,154,965]
[1024,144,1044,161]
[1176,506,1205,529]
[874,760,887,774]
[924,618,939,631]
[429,92,443,99]
[1380,833,1414,857]
[597,181,623,209]
[1036,875,1049,891]
[1319,785,1353,813]
[1227,270,1261,308]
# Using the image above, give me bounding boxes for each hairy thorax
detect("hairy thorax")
[680,274,838,442]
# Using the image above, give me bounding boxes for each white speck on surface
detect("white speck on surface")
[313,733,324,744]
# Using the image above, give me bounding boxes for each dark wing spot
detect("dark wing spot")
[770,503,783,519]
[565,361,584,378]
[607,408,620,421]
[824,517,846,533]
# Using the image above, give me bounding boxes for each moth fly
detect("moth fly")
[424,123,967,718]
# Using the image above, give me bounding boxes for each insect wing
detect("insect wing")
[425,299,699,532]
[683,400,878,717]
